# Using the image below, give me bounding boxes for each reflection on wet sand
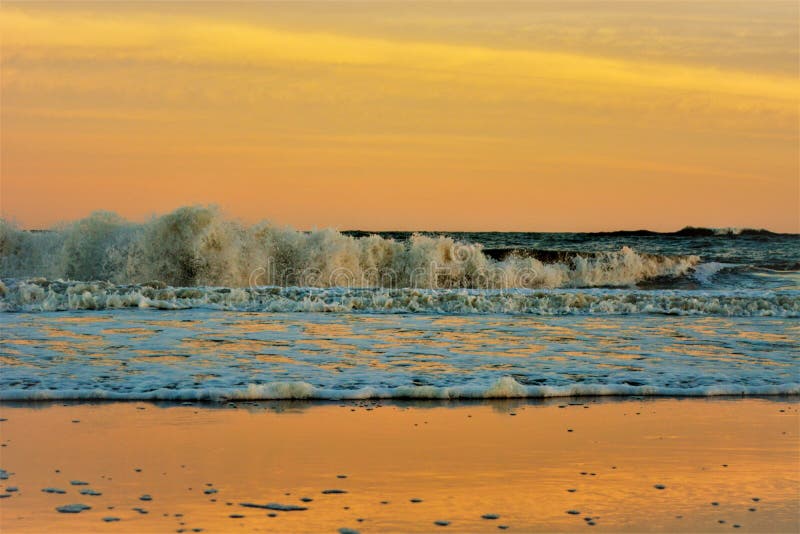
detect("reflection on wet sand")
[0,398,797,532]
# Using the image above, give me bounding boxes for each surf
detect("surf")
[1,206,702,289]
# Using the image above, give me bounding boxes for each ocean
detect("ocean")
[1,206,798,401]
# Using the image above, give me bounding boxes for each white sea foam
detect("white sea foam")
[1,379,797,402]
[692,262,735,285]
[1,279,797,316]
[0,310,796,401]
[1,206,699,289]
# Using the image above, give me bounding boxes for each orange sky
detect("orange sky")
[1,1,798,231]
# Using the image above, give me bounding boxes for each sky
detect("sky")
[1,1,798,232]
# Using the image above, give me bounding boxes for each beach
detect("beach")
[1,398,797,532]
[2,1,799,532]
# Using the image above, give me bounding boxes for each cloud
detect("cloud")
[1,7,798,117]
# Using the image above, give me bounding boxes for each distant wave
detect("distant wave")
[588,226,787,237]
[484,247,694,264]
[752,262,800,272]
[0,206,701,289]
[2,279,797,316]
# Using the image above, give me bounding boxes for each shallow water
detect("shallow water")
[1,310,797,401]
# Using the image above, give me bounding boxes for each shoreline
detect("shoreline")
[2,394,800,407]
[1,397,797,532]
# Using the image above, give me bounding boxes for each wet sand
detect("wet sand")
[0,398,797,532]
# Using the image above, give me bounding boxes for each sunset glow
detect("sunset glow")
[1,2,798,231]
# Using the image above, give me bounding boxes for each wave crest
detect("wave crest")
[1,206,700,289]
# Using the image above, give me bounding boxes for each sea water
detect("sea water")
[1,206,797,400]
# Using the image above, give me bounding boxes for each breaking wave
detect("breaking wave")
[1,206,700,289]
